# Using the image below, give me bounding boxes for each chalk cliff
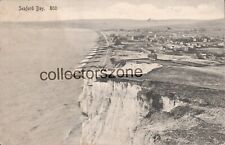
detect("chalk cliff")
[79,69,225,145]
[78,78,191,145]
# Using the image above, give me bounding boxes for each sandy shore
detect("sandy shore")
[0,27,98,145]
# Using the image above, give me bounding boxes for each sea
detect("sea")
[0,26,98,145]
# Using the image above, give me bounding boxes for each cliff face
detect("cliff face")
[79,80,141,145]
[79,76,225,145]
[79,79,186,145]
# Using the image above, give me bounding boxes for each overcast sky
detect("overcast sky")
[0,0,224,21]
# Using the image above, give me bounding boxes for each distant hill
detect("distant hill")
[0,19,224,30]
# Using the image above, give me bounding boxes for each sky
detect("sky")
[0,0,224,21]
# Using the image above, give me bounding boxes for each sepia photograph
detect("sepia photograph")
[0,0,225,145]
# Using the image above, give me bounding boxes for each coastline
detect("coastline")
[78,27,225,145]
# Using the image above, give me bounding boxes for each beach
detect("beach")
[0,26,98,145]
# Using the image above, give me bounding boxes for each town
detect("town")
[104,27,225,67]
